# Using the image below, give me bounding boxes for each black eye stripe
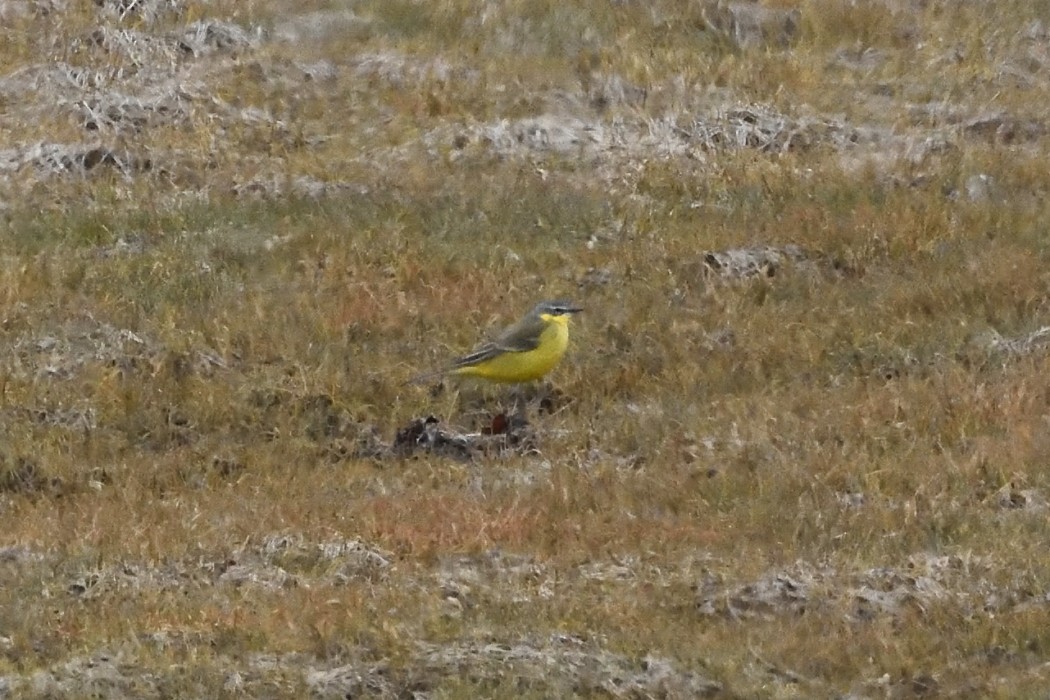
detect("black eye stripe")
[536,301,580,316]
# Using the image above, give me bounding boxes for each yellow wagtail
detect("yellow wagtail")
[410,299,583,384]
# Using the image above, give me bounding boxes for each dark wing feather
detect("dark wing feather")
[448,314,545,368]
[407,312,547,384]
[447,342,504,369]
[493,315,546,352]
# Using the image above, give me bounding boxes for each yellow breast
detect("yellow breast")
[457,314,570,383]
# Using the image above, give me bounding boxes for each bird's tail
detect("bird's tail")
[405,367,449,386]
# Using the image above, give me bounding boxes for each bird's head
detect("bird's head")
[534,300,583,324]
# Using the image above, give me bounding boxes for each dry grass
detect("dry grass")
[2,0,1050,696]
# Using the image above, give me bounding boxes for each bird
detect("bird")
[409,299,583,385]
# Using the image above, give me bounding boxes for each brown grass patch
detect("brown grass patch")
[4,0,1050,696]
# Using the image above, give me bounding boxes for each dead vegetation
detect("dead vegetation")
[2,0,1050,696]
